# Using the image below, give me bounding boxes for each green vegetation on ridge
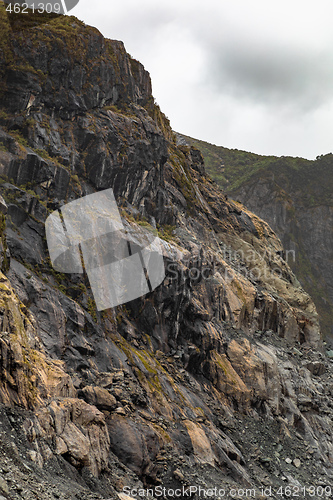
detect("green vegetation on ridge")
[181,134,333,207]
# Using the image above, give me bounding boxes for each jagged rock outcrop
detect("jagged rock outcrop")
[228,178,333,340]
[0,5,332,499]
[0,270,76,407]
[25,398,110,476]
[178,133,333,340]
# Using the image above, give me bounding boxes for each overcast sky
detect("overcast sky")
[69,0,333,160]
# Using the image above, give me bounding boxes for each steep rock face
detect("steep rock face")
[1,13,152,115]
[0,6,332,499]
[178,134,333,340]
[0,269,75,408]
[230,178,333,340]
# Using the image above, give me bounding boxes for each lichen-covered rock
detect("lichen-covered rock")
[0,271,75,408]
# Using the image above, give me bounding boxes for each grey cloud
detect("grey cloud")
[72,0,333,158]
[204,38,333,111]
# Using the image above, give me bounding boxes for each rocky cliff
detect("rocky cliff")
[179,134,333,342]
[0,5,333,499]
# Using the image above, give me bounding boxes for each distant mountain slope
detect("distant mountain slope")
[178,133,333,340]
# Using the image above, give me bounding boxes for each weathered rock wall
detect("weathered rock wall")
[231,177,333,340]
[0,6,332,498]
